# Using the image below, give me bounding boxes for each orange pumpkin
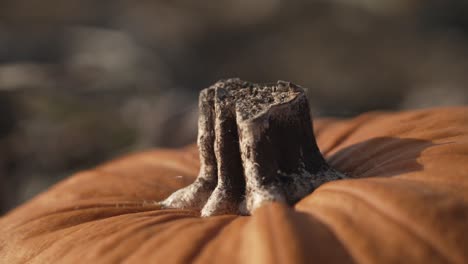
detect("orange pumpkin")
[1,106,467,263]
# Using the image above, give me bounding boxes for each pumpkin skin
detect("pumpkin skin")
[1,106,468,264]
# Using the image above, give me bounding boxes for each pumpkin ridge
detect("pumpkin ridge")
[320,113,384,157]
[386,111,435,135]
[31,209,196,240]
[7,202,160,231]
[313,187,462,263]
[24,216,154,262]
[245,203,356,264]
[239,204,289,263]
[313,118,339,137]
[193,217,249,263]
[16,207,158,242]
[6,220,83,263]
[325,137,434,179]
[122,216,235,262]
[297,190,450,264]
[28,214,196,263]
[116,217,206,263]
[289,209,356,264]
[75,214,198,263]
[329,137,429,165]
[185,217,237,264]
[0,205,152,235]
[357,147,431,178]
[376,176,468,194]
[396,173,468,186]
[359,159,423,178]
[416,130,467,142]
[266,205,289,263]
[262,205,313,263]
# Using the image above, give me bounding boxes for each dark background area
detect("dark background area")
[1,0,467,214]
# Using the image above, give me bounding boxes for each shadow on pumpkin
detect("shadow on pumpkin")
[283,209,356,263]
[324,137,437,178]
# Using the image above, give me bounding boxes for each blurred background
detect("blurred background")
[1,0,468,214]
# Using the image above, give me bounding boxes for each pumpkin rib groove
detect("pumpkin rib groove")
[383,176,468,191]
[319,108,467,160]
[324,137,434,179]
[313,118,339,137]
[295,199,376,264]
[239,204,289,264]
[119,218,204,263]
[2,221,86,263]
[337,177,468,199]
[13,209,157,261]
[290,209,357,264]
[328,137,432,172]
[385,113,435,136]
[36,214,197,263]
[121,216,235,263]
[187,217,237,264]
[10,207,196,258]
[359,158,422,178]
[266,205,289,263]
[12,219,90,263]
[314,187,462,264]
[82,214,199,263]
[172,216,238,263]
[8,203,161,232]
[358,150,438,177]
[250,204,356,264]
[29,209,195,240]
[194,217,249,263]
[2,205,151,236]
[418,130,468,142]
[320,113,383,156]
[297,190,452,264]
[73,214,197,263]
[265,204,317,263]
[422,152,468,159]
[24,214,180,263]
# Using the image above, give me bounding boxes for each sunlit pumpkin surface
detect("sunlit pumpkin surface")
[1,107,467,263]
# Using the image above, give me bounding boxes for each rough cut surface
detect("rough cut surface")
[1,106,468,263]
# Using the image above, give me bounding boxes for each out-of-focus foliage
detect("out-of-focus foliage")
[0,0,467,214]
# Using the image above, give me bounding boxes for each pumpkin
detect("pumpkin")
[1,106,468,264]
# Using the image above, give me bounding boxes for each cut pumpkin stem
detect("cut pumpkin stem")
[160,78,346,216]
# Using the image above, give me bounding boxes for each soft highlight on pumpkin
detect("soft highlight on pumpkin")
[1,106,467,263]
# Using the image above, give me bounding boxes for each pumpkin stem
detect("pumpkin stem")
[160,79,345,216]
